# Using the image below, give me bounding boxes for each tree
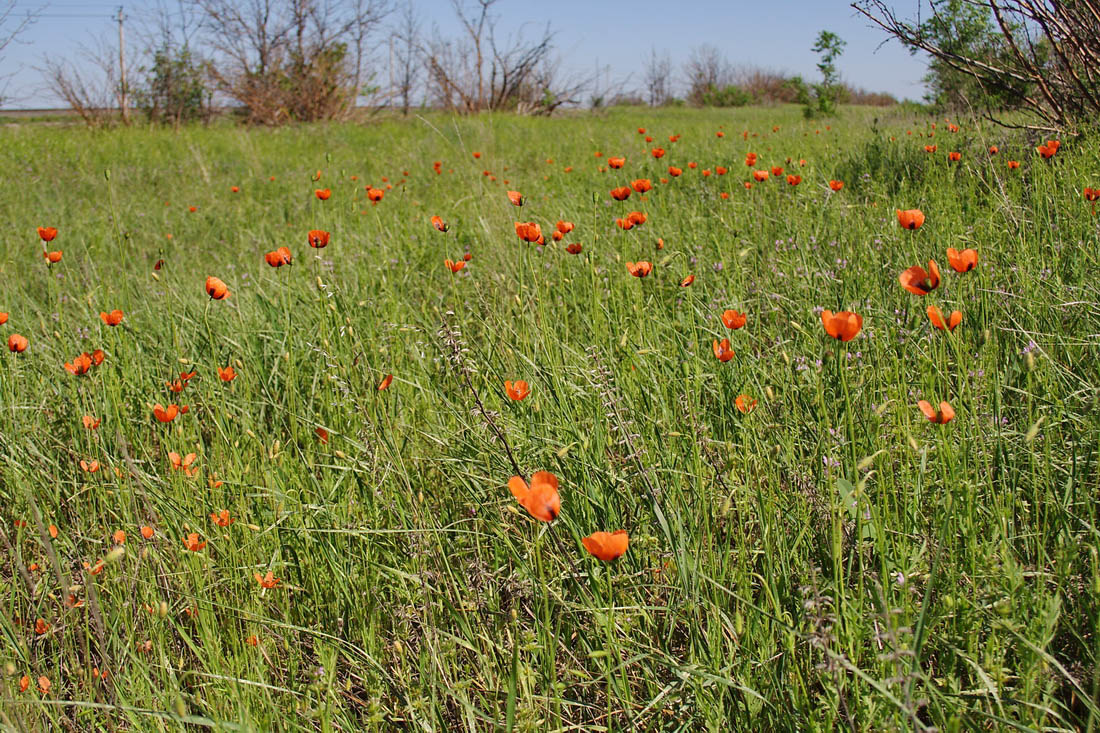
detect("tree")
[391,0,420,114]
[136,45,212,125]
[805,30,846,118]
[642,47,672,106]
[684,44,731,105]
[189,0,392,124]
[0,1,36,106]
[853,0,1100,129]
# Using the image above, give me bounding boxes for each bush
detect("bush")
[136,46,213,126]
[699,84,753,108]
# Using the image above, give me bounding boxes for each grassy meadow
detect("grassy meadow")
[1,104,1099,731]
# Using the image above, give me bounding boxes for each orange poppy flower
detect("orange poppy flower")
[1007,160,1020,169]
[715,166,728,176]
[505,380,530,401]
[82,415,100,429]
[366,187,384,202]
[896,209,925,230]
[205,276,230,300]
[210,509,234,527]
[507,471,561,522]
[230,185,239,193]
[37,676,50,694]
[507,190,525,206]
[169,451,197,477]
[651,147,665,159]
[721,309,747,329]
[80,459,100,473]
[680,274,695,287]
[565,243,583,254]
[315,188,331,200]
[581,530,629,561]
[608,156,625,169]
[701,169,711,177]
[153,404,179,423]
[927,305,962,331]
[631,179,652,193]
[898,260,941,295]
[945,247,978,273]
[743,182,753,189]
[828,180,844,191]
[555,220,574,234]
[377,373,393,390]
[786,175,802,186]
[735,394,757,413]
[65,352,94,376]
[254,571,280,589]
[112,529,126,545]
[551,230,564,242]
[626,261,652,277]
[514,221,542,243]
[8,334,27,352]
[1083,187,1100,203]
[768,167,782,177]
[610,186,631,201]
[688,161,698,169]
[716,130,725,138]
[306,229,330,249]
[712,338,734,362]
[96,309,125,327]
[821,310,863,342]
[924,144,937,153]
[315,427,329,444]
[264,247,292,267]
[948,151,961,162]
[752,170,769,182]
[140,525,155,539]
[668,166,682,177]
[627,211,647,227]
[218,365,238,382]
[0,312,6,325]
[472,151,482,158]
[431,215,449,232]
[1037,140,1059,159]
[182,533,206,551]
[918,400,955,424]
[444,258,466,273]
[44,250,62,264]
[37,226,58,242]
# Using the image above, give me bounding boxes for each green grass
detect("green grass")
[1,104,1098,731]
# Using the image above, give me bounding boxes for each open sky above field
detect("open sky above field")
[0,0,929,109]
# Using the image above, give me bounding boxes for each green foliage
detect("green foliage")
[699,83,753,107]
[1,106,1098,730]
[804,30,847,118]
[136,46,211,126]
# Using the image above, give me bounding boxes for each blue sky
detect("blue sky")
[0,0,929,109]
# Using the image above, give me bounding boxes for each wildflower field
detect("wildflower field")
[2,105,1099,731]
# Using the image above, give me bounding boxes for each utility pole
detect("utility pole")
[117,6,129,124]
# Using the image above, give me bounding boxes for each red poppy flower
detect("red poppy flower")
[44,251,62,264]
[627,211,647,227]
[153,404,179,423]
[366,187,384,202]
[506,190,525,207]
[565,243,583,254]
[927,305,962,331]
[315,188,331,200]
[505,380,530,401]
[444,258,466,273]
[821,310,863,342]
[507,471,560,522]
[82,415,100,429]
[1007,160,1020,169]
[668,166,682,177]
[581,530,628,561]
[37,226,58,242]
[377,373,393,391]
[0,312,7,325]
[626,261,652,277]
[1083,187,1100,202]
[735,394,757,413]
[205,276,230,300]
[651,148,665,159]
[688,161,697,169]
[315,427,329,444]
[615,217,633,231]
[555,220,574,234]
[945,247,978,273]
[712,338,734,362]
[265,247,292,267]
[610,186,631,201]
[472,151,481,158]
[948,151,961,162]
[9,333,28,352]
[308,229,330,248]
[608,156,625,169]
[169,451,198,477]
[1037,140,1059,159]
[716,166,728,176]
[99,310,124,326]
[898,260,941,295]
[680,274,695,287]
[65,352,94,375]
[918,400,955,424]
[631,179,653,193]
[924,145,937,153]
[182,533,206,551]
[431,215,449,232]
[514,222,542,243]
[769,167,782,177]
[752,170,769,182]
[896,209,925,230]
[744,154,757,167]
[786,175,802,186]
[721,310,747,329]
[218,365,238,381]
